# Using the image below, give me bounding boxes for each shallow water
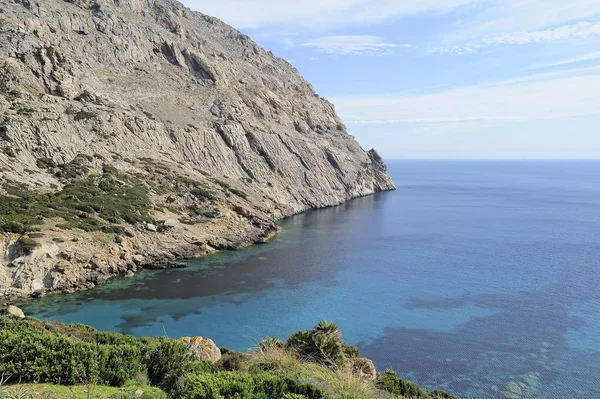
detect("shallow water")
[19,160,600,398]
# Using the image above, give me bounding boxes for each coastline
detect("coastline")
[1,187,393,301]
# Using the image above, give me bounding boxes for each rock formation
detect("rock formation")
[3,304,25,317]
[0,0,395,298]
[178,336,222,363]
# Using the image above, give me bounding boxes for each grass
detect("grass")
[233,346,376,399]
[0,382,166,399]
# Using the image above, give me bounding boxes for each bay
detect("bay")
[19,160,600,398]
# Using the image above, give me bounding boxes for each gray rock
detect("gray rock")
[132,255,145,264]
[178,336,222,363]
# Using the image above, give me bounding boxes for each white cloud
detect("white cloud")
[330,68,600,125]
[179,0,481,31]
[530,51,600,69]
[432,20,600,54]
[182,0,600,55]
[302,36,409,56]
[488,21,600,45]
[444,1,600,42]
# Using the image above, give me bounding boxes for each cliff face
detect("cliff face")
[0,0,395,298]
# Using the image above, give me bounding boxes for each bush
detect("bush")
[16,236,38,256]
[0,220,26,234]
[376,370,456,399]
[36,157,56,169]
[0,317,144,387]
[141,338,193,391]
[172,371,328,399]
[286,321,344,367]
[214,352,251,372]
[342,345,360,359]
[0,169,152,234]
[259,337,285,352]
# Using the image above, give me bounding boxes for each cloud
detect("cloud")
[301,36,410,56]
[330,68,600,125]
[530,51,600,69]
[444,1,600,42]
[488,21,600,45]
[179,0,481,31]
[432,21,600,54]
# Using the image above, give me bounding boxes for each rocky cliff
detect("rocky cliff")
[0,0,395,299]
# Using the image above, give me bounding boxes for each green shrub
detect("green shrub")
[16,236,38,256]
[173,371,328,399]
[342,344,360,359]
[0,317,144,387]
[376,370,456,399]
[101,225,125,234]
[0,220,26,234]
[141,338,193,391]
[36,157,56,169]
[0,169,152,234]
[286,321,344,367]
[215,352,251,372]
[259,338,285,352]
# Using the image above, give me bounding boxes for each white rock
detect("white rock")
[4,305,25,318]
[146,223,157,232]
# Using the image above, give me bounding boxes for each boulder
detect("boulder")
[132,254,145,264]
[348,357,377,381]
[163,219,178,228]
[178,336,221,363]
[145,223,157,232]
[3,305,25,318]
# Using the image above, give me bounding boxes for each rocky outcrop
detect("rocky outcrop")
[0,0,395,298]
[178,336,222,363]
[3,304,25,317]
[348,357,377,381]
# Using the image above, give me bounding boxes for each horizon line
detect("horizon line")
[383,158,600,161]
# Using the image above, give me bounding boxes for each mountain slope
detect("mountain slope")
[0,0,395,298]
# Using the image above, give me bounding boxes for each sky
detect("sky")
[180,0,600,159]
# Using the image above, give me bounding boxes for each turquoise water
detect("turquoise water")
[18,161,600,398]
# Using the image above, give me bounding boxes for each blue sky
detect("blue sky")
[181,0,600,159]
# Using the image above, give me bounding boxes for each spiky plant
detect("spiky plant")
[258,337,285,352]
[342,344,360,359]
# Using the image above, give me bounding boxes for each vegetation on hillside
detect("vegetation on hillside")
[0,155,231,255]
[0,316,456,399]
[0,162,153,235]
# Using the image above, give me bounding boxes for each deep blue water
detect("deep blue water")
[18,160,600,399]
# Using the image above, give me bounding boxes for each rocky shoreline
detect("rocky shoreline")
[1,211,280,300]
[1,188,393,300]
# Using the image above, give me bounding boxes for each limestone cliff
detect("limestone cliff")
[0,0,395,298]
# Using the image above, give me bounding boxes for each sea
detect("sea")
[18,160,600,399]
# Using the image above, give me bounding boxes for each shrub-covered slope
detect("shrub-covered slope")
[0,316,455,399]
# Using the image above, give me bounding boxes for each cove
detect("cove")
[18,160,600,399]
